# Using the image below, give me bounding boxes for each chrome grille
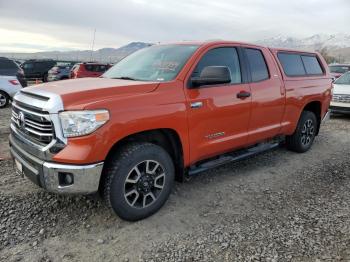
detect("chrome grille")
[332,94,350,103]
[11,104,54,145]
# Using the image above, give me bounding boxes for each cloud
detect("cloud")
[0,0,349,52]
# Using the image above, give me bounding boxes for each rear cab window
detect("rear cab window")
[277,52,324,77]
[301,55,323,75]
[277,53,306,76]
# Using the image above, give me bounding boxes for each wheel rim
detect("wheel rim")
[301,119,315,146]
[0,94,7,107]
[124,160,165,209]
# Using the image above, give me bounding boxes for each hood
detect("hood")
[333,84,350,95]
[24,78,159,109]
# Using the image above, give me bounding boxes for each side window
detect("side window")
[245,48,269,82]
[278,53,306,76]
[98,65,107,72]
[192,47,241,84]
[0,59,18,69]
[23,63,34,69]
[301,55,323,75]
[34,62,46,70]
[85,65,94,71]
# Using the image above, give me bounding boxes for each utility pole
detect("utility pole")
[90,28,96,62]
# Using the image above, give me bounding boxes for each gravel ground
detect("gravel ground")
[0,107,11,160]
[0,106,349,262]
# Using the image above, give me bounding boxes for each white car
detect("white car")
[0,75,23,108]
[330,72,350,115]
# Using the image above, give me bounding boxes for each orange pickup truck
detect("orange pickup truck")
[9,41,332,221]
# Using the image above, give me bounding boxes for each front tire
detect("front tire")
[103,143,174,221]
[286,111,317,153]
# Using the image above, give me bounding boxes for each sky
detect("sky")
[0,0,349,53]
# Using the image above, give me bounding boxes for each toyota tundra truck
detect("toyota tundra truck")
[9,41,332,221]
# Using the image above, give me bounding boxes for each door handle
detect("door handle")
[190,102,203,109]
[236,91,251,99]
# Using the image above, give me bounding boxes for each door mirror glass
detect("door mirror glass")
[191,66,231,87]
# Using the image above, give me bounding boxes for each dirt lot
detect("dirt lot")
[0,106,349,262]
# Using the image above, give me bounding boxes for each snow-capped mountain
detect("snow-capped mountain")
[257,34,350,50]
[0,42,153,63]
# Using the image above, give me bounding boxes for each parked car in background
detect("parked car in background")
[9,41,332,221]
[0,57,27,87]
[48,64,74,81]
[70,62,111,79]
[329,64,350,80]
[0,75,22,108]
[21,59,56,82]
[330,71,350,114]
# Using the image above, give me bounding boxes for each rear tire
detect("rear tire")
[0,91,10,108]
[103,142,174,221]
[286,111,317,153]
[42,73,48,82]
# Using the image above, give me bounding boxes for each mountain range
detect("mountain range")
[256,33,350,62]
[0,42,153,63]
[257,33,350,49]
[1,34,350,63]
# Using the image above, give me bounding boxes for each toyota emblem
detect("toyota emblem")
[18,111,25,129]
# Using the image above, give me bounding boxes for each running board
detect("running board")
[188,141,281,176]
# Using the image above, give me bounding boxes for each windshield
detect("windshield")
[103,44,199,82]
[329,65,350,74]
[334,72,350,85]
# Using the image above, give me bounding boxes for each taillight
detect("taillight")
[9,79,19,85]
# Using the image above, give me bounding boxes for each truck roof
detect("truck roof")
[160,40,319,55]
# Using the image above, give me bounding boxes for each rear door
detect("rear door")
[33,62,45,78]
[242,46,285,143]
[185,46,252,163]
[83,64,99,77]
[22,62,35,78]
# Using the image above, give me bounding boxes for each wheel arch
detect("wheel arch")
[301,100,322,135]
[100,128,185,191]
[0,90,10,106]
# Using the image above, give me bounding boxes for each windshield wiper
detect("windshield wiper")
[112,76,139,81]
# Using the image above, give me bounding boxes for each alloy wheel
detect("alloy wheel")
[124,160,165,209]
[0,94,7,107]
[301,119,315,146]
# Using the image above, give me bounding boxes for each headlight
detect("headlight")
[59,110,109,138]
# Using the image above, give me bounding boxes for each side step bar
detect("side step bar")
[188,141,281,176]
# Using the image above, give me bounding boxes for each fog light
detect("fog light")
[58,172,74,186]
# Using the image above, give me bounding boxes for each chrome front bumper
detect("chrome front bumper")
[330,101,350,114]
[9,134,103,194]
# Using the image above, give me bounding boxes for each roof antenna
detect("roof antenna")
[90,28,96,62]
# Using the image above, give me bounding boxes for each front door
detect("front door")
[185,47,252,163]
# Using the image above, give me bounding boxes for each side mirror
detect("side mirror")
[191,66,231,88]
